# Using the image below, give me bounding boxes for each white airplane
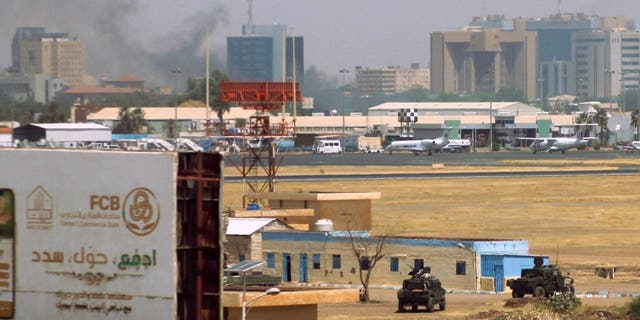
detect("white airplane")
[518,127,596,154]
[384,132,449,156]
[619,141,640,153]
[442,139,472,153]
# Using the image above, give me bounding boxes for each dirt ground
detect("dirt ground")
[317,287,634,320]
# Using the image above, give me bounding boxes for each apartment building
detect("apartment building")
[355,64,429,96]
[571,30,640,105]
[19,36,84,86]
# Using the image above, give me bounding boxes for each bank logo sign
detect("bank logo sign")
[26,186,53,230]
[122,188,160,236]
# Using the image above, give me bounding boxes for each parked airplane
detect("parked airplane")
[442,139,472,153]
[518,126,596,154]
[384,132,449,156]
[619,141,640,153]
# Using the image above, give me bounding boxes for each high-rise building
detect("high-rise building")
[354,64,430,95]
[355,66,397,95]
[430,26,537,100]
[13,27,84,86]
[571,30,640,106]
[227,24,303,83]
[461,14,636,100]
[525,14,602,98]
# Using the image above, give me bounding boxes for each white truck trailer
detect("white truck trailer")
[0,149,223,319]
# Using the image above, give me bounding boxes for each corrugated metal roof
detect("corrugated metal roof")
[28,123,111,130]
[227,217,278,236]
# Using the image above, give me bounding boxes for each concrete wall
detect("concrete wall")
[261,232,483,290]
[223,288,359,320]
[226,234,263,266]
[260,192,380,231]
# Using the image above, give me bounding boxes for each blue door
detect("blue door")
[299,253,308,282]
[282,253,291,282]
[494,265,504,292]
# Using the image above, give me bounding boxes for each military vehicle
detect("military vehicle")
[397,268,446,312]
[507,257,575,298]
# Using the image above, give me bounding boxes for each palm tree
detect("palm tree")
[114,107,147,134]
[574,112,592,125]
[592,107,609,147]
[631,110,640,141]
[184,69,230,135]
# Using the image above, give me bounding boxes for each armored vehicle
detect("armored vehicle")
[507,258,574,298]
[397,269,446,312]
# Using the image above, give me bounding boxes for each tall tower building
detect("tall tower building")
[524,14,597,98]
[13,27,84,86]
[430,26,537,100]
[227,24,303,83]
[571,30,640,105]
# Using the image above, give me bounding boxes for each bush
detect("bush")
[628,296,640,317]
[545,292,581,313]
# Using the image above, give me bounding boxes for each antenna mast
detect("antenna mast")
[247,0,253,33]
[482,0,486,18]
[557,0,561,13]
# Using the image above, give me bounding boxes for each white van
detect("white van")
[313,139,342,154]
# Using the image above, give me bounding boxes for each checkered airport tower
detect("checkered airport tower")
[398,108,418,138]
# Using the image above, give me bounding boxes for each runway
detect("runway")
[224,150,640,182]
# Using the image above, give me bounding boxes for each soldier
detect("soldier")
[564,272,575,294]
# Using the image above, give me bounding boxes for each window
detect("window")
[390,257,399,272]
[266,253,275,268]
[332,254,341,269]
[360,256,370,270]
[312,254,321,269]
[239,254,245,262]
[456,261,467,275]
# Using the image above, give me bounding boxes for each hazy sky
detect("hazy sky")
[2,0,640,85]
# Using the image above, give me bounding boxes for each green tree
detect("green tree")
[574,112,593,125]
[632,110,640,141]
[114,107,147,134]
[184,69,230,135]
[37,102,66,123]
[495,87,527,103]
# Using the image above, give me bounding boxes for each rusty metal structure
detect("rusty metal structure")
[220,81,301,206]
[177,152,224,320]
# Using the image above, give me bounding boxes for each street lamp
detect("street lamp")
[171,67,182,139]
[339,68,350,136]
[242,287,280,320]
[457,243,477,291]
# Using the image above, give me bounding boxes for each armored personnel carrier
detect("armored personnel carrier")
[397,268,446,312]
[507,257,575,298]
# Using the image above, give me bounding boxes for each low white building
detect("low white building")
[12,123,112,148]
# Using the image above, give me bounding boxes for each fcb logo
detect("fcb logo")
[122,188,160,236]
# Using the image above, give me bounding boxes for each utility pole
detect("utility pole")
[621,70,626,113]
[339,68,349,136]
[489,100,493,151]
[171,68,182,139]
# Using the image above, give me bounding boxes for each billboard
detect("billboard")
[0,149,176,319]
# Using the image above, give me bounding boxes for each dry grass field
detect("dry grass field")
[223,160,640,269]
[223,160,640,318]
